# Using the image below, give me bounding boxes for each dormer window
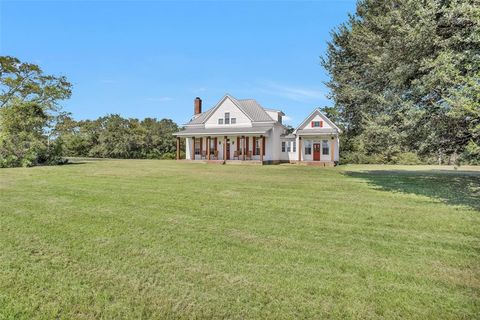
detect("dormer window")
[311,121,323,128]
[224,112,230,124]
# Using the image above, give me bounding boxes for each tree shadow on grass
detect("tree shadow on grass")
[344,169,480,211]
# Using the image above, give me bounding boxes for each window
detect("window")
[231,118,236,124]
[293,141,296,153]
[281,141,286,152]
[194,139,201,155]
[210,139,216,154]
[224,112,230,124]
[311,121,323,128]
[322,140,330,155]
[255,139,261,155]
[287,142,291,152]
[218,118,224,125]
[304,140,312,155]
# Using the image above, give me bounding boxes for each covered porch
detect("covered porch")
[296,134,339,165]
[174,127,271,164]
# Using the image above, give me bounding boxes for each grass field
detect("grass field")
[0,160,479,319]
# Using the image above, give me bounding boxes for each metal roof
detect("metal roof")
[234,98,274,122]
[173,126,273,136]
[296,128,340,135]
[185,94,275,126]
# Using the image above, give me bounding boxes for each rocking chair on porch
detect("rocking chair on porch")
[245,151,252,160]
[212,150,219,160]
[233,150,240,160]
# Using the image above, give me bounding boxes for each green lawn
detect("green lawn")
[0,160,479,319]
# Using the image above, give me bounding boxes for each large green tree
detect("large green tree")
[322,0,480,164]
[0,56,72,167]
[55,115,181,159]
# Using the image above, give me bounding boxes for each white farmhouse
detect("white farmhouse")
[173,94,341,166]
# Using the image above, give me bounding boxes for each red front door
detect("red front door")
[313,143,321,161]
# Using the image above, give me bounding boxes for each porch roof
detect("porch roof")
[173,126,272,137]
[296,128,340,136]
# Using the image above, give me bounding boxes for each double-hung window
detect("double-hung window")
[218,118,224,125]
[281,141,286,152]
[304,140,312,155]
[194,139,201,155]
[287,142,291,152]
[322,140,330,155]
[224,112,230,125]
[231,118,236,124]
[293,141,296,153]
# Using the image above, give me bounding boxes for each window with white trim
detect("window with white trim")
[304,140,312,155]
[293,141,296,153]
[231,118,236,124]
[287,142,291,152]
[281,141,286,152]
[224,112,230,124]
[322,140,330,155]
[218,118,223,125]
[194,139,201,155]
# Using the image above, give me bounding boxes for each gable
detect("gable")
[204,96,252,128]
[295,109,341,132]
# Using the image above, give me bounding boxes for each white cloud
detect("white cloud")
[192,87,207,93]
[259,81,328,102]
[146,97,174,102]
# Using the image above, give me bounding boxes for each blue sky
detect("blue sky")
[0,0,356,126]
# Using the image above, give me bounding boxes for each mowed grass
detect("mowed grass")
[0,160,479,319]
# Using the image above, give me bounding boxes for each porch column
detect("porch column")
[331,138,335,162]
[207,137,211,160]
[223,136,227,161]
[191,137,195,160]
[298,137,302,162]
[242,136,245,160]
[260,135,264,163]
[176,137,180,160]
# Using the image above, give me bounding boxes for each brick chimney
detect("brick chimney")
[194,97,202,115]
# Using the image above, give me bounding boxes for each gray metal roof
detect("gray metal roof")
[296,128,339,135]
[234,98,274,122]
[187,108,215,125]
[173,126,273,136]
[185,95,275,126]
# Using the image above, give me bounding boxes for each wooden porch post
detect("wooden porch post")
[260,135,264,163]
[207,137,211,160]
[176,137,180,160]
[223,136,227,161]
[298,137,302,162]
[191,137,195,160]
[331,138,335,163]
[242,136,245,160]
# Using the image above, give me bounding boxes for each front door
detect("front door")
[313,143,321,161]
[226,139,231,160]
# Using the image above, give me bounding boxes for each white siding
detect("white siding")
[204,97,252,128]
[301,114,333,130]
[265,110,280,122]
[298,137,339,162]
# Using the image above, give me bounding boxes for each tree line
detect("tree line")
[322,0,479,164]
[54,114,182,159]
[0,56,181,167]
